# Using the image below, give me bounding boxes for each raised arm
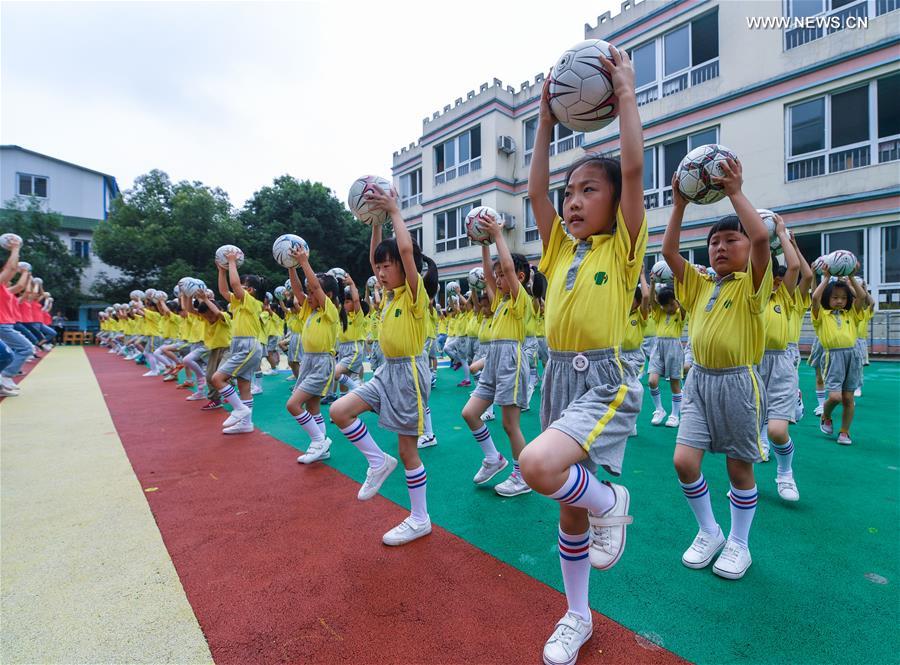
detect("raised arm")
[287,263,308,308]
[811,270,829,316]
[369,219,382,276]
[294,245,324,310]
[600,45,644,254]
[0,239,21,285]
[225,250,245,301]
[484,216,519,300]
[345,274,361,312]
[527,77,560,251]
[217,262,231,302]
[717,159,769,291]
[776,214,799,295]
[847,275,868,313]
[9,270,30,295]
[367,186,420,300]
[481,244,497,304]
[639,269,650,318]
[662,174,688,284]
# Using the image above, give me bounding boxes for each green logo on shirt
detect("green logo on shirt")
[594,271,608,286]
[723,300,733,309]
[395,309,402,318]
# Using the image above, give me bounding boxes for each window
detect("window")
[794,231,824,266]
[642,126,719,208]
[409,226,424,250]
[631,9,719,106]
[523,188,565,243]
[784,0,874,50]
[400,169,422,209]
[72,239,91,259]
[883,224,900,283]
[17,174,48,198]
[435,200,479,252]
[523,118,583,165]
[434,126,481,185]
[825,229,865,277]
[787,75,900,181]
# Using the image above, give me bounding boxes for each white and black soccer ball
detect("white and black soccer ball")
[0,233,23,250]
[32,277,43,287]
[366,275,378,290]
[548,39,619,133]
[272,234,309,268]
[215,244,245,268]
[465,206,498,246]
[17,261,31,272]
[328,267,348,283]
[468,267,486,291]
[827,250,858,277]
[182,278,206,298]
[757,209,781,252]
[129,290,144,301]
[347,175,396,226]
[676,144,738,205]
[812,256,828,275]
[650,260,674,283]
[274,286,287,301]
[446,280,461,295]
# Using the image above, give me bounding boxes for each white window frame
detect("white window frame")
[785,76,900,182]
[434,199,480,253]
[631,9,720,107]
[434,127,482,186]
[881,223,900,286]
[783,0,876,51]
[642,126,720,209]
[409,225,424,250]
[523,188,565,243]
[17,173,49,199]
[523,119,583,166]
[399,169,422,209]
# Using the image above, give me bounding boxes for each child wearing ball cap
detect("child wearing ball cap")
[329,185,440,546]
[208,249,265,434]
[285,247,347,464]
[517,44,646,665]
[811,269,868,445]
[647,278,686,428]
[665,157,772,582]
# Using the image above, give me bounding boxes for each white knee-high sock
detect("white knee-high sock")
[672,392,683,417]
[406,464,428,523]
[548,464,616,515]
[313,413,326,437]
[771,438,794,476]
[680,474,718,535]
[339,374,359,390]
[650,386,663,411]
[728,485,758,547]
[295,410,324,443]
[218,384,246,412]
[340,419,386,468]
[558,526,591,622]
[470,424,499,462]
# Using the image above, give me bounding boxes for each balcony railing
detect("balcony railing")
[787,155,826,181]
[638,59,719,107]
[785,0,868,50]
[878,136,900,163]
[828,144,871,173]
[434,158,481,186]
[400,193,422,209]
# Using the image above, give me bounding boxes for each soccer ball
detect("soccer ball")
[347,175,396,226]
[650,260,674,283]
[0,233,22,249]
[446,280,461,295]
[757,209,781,251]
[366,275,378,290]
[706,266,718,279]
[17,261,31,272]
[215,244,245,268]
[272,234,309,268]
[129,290,144,301]
[465,206,498,246]
[155,290,168,301]
[827,250,857,277]
[274,286,287,301]
[328,267,348,283]
[468,267,486,291]
[676,144,738,204]
[265,291,274,302]
[182,278,206,298]
[548,39,618,133]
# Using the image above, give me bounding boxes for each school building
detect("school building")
[0,144,122,328]
[390,0,900,352]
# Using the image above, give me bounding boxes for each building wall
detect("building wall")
[391,0,900,308]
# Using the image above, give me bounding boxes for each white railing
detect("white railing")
[785,0,868,50]
[877,0,898,15]
[878,136,900,163]
[691,59,719,86]
[434,157,481,186]
[828,143,871,173]
[400,193,422,209]
[787,154,827,181]
[643,191,660,209]
[636,85,660,107]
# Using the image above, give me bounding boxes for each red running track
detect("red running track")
[87,347,686,665]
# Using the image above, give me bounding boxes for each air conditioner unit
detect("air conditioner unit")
[499,213,516,230]
[497,135,516,154]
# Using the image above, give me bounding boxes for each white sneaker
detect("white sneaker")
[142,370,158,377]
[494,473,532,497]
[542,611,593,665]
[250,384,263,395]
[297,438,332,464]
[473,455,508,484]
[588,482,633,570]
[382,516,432,546]
[222,418,254,435]
[837,432,852,446]
[480,409,495,422]
[775,474,800,501]
[853,387,862,397]
[222,406,251,428]
[358,454,398,500]
[665,414,680,428]
[681,526,726,569]
[416,433,438,449]
[186,391,207,401]
[814,404,824,416]
[713,539,752,580]
[1,377,18,391]
[651,409,666,425]
[0,386,20,397]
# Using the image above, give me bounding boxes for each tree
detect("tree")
[238,176,372,292]
[0,199,87,312]
[92,170,239,302]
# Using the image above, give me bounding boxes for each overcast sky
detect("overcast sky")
[1,1,621,208]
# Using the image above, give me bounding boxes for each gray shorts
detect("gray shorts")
[787,342,801,369]
[294,351,335,396]
[641,336,657,360]
[369,340,384,371]
[266,336,279,353]
[650,337,684,380]
[807,338,823,369]
[541,348,642,477]
[474,341,489,362]
[524,337,539,369]
[620,348,645,379]
[676,363,767,464]
[184,343,209,366]
[217,336,263,381]
[822,347,861,393]
[758,350,797,422]
[287,332,303,363]
[466,337,478,363]
[854,338,869,366]
[424,337,438,361]
[352,354,431,436]
[444,336,465,362]
[336,341,365,374]
[472,340,529,409]
[149,336,164,352]
[537,337,549,366]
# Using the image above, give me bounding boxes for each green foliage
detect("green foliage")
[0,200,87,312]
